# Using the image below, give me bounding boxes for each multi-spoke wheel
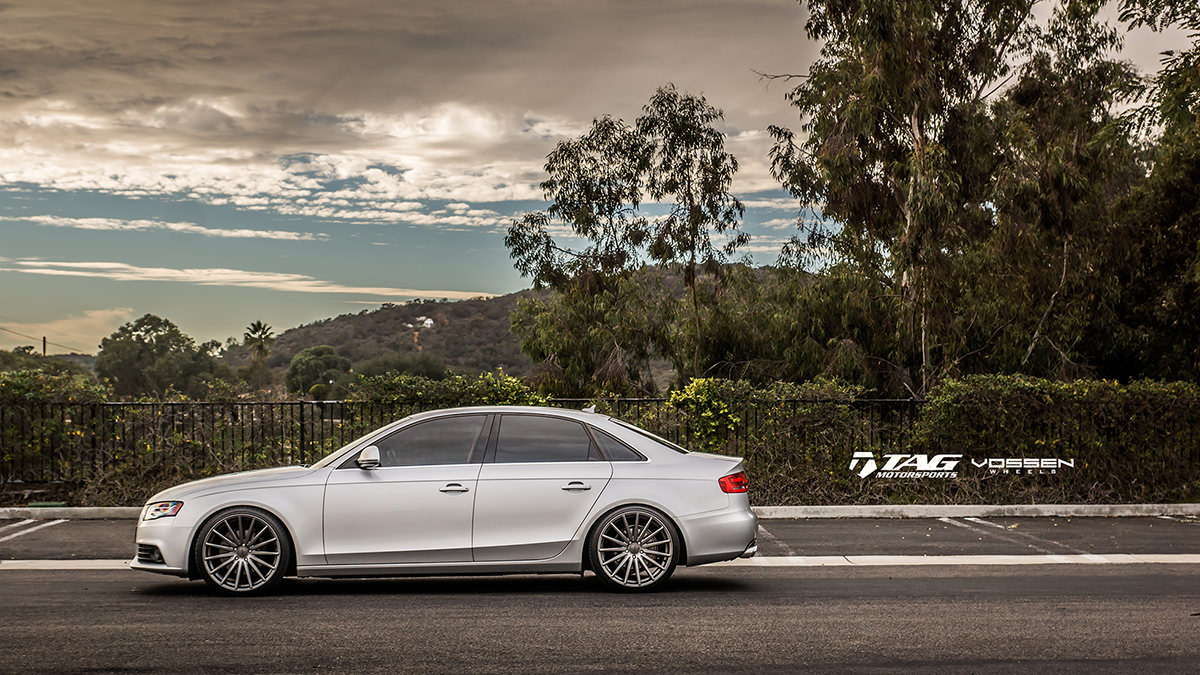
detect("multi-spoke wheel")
[194,507,290,595]
[588,506,680,591]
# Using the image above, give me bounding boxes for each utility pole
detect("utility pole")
[42,336,46,356]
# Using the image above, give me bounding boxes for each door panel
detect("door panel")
[472,461,612,561]
[321,413,489,565]
[323,464,481,564]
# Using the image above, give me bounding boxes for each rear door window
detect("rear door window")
[494,415,593,463]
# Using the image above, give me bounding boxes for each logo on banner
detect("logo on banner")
[850,453,1075,478]
[849,452,962,478]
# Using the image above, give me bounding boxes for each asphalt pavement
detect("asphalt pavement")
[1,516,1198,673]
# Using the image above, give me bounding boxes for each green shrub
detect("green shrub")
[0,369,110,405]
[910,375,1200,503]
[667,378,750,451]
[589,376,1200,505]
[346,371,547,408]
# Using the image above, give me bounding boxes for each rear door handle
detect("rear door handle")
[439,483,470,493]
[561,481,591,491]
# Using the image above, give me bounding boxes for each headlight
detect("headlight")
[143,501,183,520]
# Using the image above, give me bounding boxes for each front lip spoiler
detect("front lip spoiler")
[739,540,758,558]
[128,556,186,577]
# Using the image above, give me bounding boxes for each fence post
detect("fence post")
[298,402,306,463]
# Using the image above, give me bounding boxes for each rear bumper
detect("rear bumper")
[679,497,759,566]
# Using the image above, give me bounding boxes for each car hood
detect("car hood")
[147,465,315,502]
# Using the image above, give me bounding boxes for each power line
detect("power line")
[0,325,90,354]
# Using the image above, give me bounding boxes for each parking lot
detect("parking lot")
[2,516,1198,673]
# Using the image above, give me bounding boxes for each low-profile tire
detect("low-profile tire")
[193,507,291,595]
[588,505,680,592]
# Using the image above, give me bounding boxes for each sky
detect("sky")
[0,0,1189,354]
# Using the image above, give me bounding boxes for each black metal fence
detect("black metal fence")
[0,398,921,487]
[3,396,1196,505]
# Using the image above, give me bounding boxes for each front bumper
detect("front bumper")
[130,515,193,577]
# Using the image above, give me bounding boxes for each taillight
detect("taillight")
[718,471,748,493]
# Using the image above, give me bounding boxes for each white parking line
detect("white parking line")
[938,516,1068,560]
[756,524,797,556]
[963,516,1006,528]
[954,516,1110,562]
[0,519,36,533]
[0,519,68,542]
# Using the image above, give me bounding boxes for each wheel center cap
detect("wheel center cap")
[236,546,249,558]
[628,543,642,554]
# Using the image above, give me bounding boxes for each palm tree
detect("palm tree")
[243,321,275,360]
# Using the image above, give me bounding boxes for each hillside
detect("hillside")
[0,349,95,377]
[232,264,770,387]
[255,291,540,376]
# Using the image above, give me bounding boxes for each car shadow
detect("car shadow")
[133,572,751,598]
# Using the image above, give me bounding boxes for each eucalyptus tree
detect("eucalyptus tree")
[1094,0,1200,379]
[1119,0,1200,133]
[637,85,747,378]
[507,115,650,287]
[505,115,658,394]
[769,0,1142,393]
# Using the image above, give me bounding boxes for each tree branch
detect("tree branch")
[1022,237,1071,366]
[751,68,810,82]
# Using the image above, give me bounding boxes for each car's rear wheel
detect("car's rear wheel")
[588,506,679,592]
[194,507,290,595]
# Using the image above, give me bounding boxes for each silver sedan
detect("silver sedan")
[130,406,758,593]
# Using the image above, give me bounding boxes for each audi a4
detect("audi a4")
[131,406,758,593]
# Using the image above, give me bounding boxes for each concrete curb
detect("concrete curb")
[0,507,140,520]
[2,504,1199,520]
[754,504,1200,519]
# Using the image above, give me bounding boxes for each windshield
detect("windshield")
[610,418,689,454]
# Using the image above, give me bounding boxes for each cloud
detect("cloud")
[742,197,803,210]
[757,217,798,230]
[0,1,1181,229]
[2,260,495,300]
[9,215,326,240]
[0,1,815,217]
[0,307,135,352]
[738,241,789,255]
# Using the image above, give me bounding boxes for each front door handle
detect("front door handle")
[561,481,591,491]
[439,483,470,493]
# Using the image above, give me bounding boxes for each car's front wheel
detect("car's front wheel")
[588,506,680,592]
[193,507,291,595]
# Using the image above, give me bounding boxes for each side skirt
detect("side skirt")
[296,559,581,578]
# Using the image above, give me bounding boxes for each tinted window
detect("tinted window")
[374,415,486,467]
[495,415,592,463]
[592,428,645,461]
[611,418,689,454]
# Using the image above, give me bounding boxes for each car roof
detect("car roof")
[404,405,607,423]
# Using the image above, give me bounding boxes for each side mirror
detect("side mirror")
[357,445,381,470]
